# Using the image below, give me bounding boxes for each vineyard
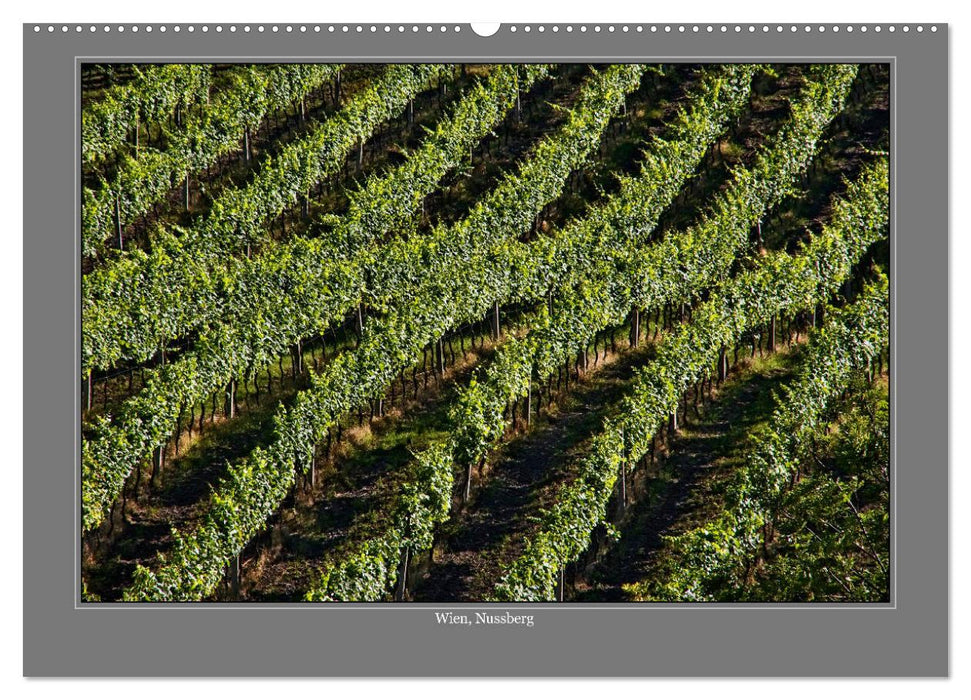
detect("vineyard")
[80,63,890,603]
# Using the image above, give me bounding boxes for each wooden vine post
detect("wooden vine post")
[526,379,532,426]
[227,379,236,419]
[230,553,241,599]
[619,426,628,514]
[115,195,123,250]
[396,546,411,602]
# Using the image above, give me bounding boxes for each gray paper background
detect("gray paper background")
[24,23,948,676]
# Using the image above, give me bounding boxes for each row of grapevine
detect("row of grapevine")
[122,64,649,601]
[82,63,452,375]
[304,444,454,601]
[81,64,551,533]
[82,64,212,166]
[714,370,890,602]
[644,275,889,601]
[82,64,344,259]
[301,63,761,600]
[491,157,889,601]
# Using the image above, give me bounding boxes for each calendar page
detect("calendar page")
[22,22,948,677]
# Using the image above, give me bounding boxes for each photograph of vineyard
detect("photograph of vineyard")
[80,63,890,603]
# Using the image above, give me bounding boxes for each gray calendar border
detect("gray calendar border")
[23,23,948,676]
